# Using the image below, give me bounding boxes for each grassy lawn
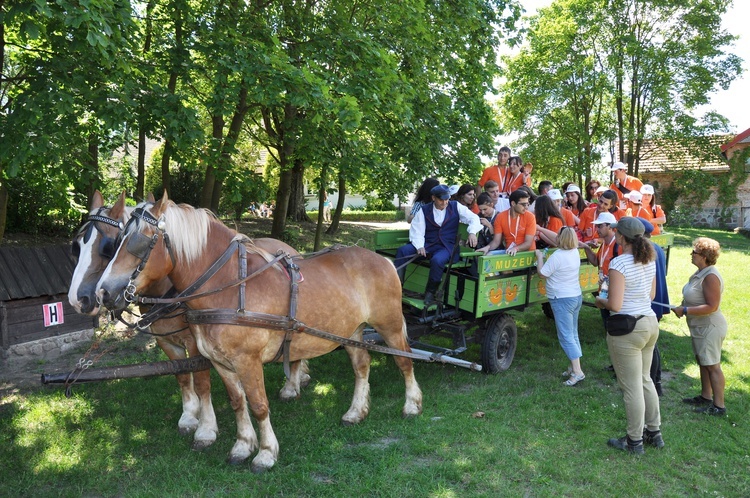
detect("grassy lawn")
[1,226,748,497]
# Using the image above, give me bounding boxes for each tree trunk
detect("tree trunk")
[271,165,293,239]
[313,166,328,251]
[209,85,249,212]
[326,170,346,235]
[85,134,99,204]
[269,103,298,238]
[288,158,311,222]
[201,115,224,210]
[136,126,146,200]
[160,140,172,197]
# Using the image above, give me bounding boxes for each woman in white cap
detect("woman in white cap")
[640,184,665,235]
[596,217,662,454]
[564,184,587,218]
[547,189,577,228]
[624,191,651,220]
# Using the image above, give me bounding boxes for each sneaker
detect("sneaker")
[607,436,645,455]
[642,429,665,449]
[682,395,712,405]
[695,404,726,416]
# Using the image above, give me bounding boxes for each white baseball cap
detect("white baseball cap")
[448,185,460,196]
[640,184,654,195]
[611,162,627,171]
[547,189,563,201]
[592,212,617,225]
[565,184,581,194]
[626,191,643,204]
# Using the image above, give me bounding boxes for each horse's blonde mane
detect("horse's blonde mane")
[160,201,217,264]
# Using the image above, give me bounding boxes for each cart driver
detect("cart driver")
[395,184,482,305]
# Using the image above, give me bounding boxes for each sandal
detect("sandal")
[564,373,585,386]
[562,367,573,378]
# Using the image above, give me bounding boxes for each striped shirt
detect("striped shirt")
[609,253,656,317]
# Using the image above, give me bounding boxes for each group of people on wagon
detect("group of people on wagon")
[394,145,729,455]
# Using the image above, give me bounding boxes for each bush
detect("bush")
[5,169,82,236]
[668,205,698,227]
[307,210,404,222]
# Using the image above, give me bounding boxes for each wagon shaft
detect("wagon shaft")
[40,356,213,385]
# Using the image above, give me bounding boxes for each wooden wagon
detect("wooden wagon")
[373,229,675,373]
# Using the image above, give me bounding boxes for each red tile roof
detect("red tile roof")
[720,127,750,154]
[620,136,730,174]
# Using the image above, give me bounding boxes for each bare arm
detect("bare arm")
[536,225,558,247]
[509,234,535,255]
[579,241,598,267]
[596,268,624,312]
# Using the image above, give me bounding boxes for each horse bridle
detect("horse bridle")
[72,208,123,261]
[122,205,177,304]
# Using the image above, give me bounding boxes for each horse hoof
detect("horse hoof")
[278,389,300,402]
[251,452,276,473]
[178,415,199,435]
[341,416,363,427]
[251,463,270,474]
[192,439,215,451]
[299,373,311,388]
[226,455,249,466]
[179,426,196,436]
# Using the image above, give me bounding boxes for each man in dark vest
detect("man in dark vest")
[396,184,482,304]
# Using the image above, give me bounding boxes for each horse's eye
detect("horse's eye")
[100,238,116,260]
[71,241,81,259]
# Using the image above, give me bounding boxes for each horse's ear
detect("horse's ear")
[90,190,104,210]
[147,192,155,203]
[153,190,170,216]
[109,191,127,221]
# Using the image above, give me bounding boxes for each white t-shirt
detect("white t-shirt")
[539,248,581,298]
[609,254,656,316]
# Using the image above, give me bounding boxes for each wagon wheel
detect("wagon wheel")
[481,313,517,374]
[542,302,554,320]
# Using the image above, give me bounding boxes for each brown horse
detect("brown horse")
[96,192,422,472]
[69,192,309,451]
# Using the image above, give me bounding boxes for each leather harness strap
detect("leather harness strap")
[184,308,431,362]
[130,237,429,376]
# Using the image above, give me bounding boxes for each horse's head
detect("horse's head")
[68,191,128,314]
[96,191,182,311]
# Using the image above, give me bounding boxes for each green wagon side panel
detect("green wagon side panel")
[445,276,477,313]
[651,232,674,248]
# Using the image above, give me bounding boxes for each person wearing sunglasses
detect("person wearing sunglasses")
[673,238,727,416]
[585,179,602,202]
[493,189,537,256]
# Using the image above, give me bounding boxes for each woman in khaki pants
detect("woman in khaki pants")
[595,217,663,454]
